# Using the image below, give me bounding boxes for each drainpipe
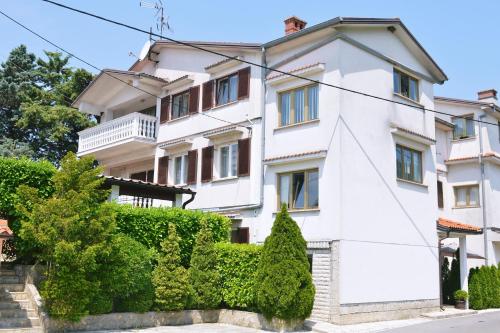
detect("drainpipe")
[478,112,489,265]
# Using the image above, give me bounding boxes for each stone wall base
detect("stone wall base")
[331,299,440,325]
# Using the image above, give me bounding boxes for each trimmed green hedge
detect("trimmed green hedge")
[113,204,231,266]
[469,265,500,310]
[216,243,261,311]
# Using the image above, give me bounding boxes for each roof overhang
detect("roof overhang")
[437,217,483,236]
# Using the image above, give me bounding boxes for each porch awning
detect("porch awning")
[437,217,483,235]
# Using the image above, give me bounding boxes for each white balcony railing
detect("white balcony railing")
[78,112,157,153]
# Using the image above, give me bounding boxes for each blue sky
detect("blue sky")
[1,0,499,100]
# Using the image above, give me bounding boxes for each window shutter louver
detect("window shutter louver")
[237,67,250,100]
[202,81,214,111]
[201,146,214,182]
[157,156,169,184]
[187,149,198,185]
[160,96,170,123]
[237,137,251,176]
[189,86,200,114]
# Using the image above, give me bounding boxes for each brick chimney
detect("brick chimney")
[477,89,497,103]
[284,16,307,35]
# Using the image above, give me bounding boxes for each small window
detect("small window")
[171,90,190,120]
[393,69,418,101]
[130,169,154,182]
[279,84,319,127]
[219,143,238,178]
[454,185,479,208]
[437,180,444,208]
[452,115,475,140]
[278,169,319,210]
[396,145,423,183]
[231,227,249,244]
[174,155,188,185]
[216,73,238,106]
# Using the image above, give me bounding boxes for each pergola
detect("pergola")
[102,176,196,208]
[437,217,483,309]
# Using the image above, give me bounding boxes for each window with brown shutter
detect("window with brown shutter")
[202,81,214,111]
[437,181,444,208]
[237,138,251,176]
[187,149,198,185]
[157,156,169,184]
[231,227,249,244]
[201,146,213,182]
[189,86,200,114]
[237,67,250,100]
[160,96,170,123]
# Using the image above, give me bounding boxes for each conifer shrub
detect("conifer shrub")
[469,265,500,310]
[188,219,222,309]
[152,224,190,311]
[216,243,261,310]
[255,204,315,322]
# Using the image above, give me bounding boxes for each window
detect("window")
[278,169,319,210]
[452,115,475,140]
[393,69,418,101]
[216,73,238,106]
[171,90,190,120]
[174,155,188,185]
[437,180,444,208]
[231,227,249,244]
[454,185,479,208]
[279,84,319,127]
[219,143,238,178]
[130,170,154,182]
[396,145,423,183]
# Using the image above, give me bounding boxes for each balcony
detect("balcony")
[78,112,157,160]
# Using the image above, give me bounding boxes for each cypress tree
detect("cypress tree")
[188,219,222,309]
[255,204,315,322]
[152,224,190,311]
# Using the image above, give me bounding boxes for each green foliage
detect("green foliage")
[255,204,315,322]
[0,138,34,159]
[454,290,468,301]
[216,243,261,310]
[152,224,190,311]
[114,204,230,266]
[442,251,461,304]
[469,265,500,310]
[188,219,222,309]
[16,153,115,320]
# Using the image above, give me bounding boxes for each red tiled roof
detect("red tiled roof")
[0,219,13,238]
[437,218,482,234]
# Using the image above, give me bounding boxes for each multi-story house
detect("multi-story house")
[434,90,500,268]
[74,16,451,323]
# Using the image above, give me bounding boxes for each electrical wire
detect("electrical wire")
[38,0,500,128]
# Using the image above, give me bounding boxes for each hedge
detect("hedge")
[469,265,500,310]
[216,243,261,311]
[113,204,231,266]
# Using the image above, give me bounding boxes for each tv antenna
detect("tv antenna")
[140,0,171,38]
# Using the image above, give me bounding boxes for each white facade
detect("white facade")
[73,17,466,323]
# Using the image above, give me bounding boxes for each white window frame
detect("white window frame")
[173,154,188,185]
[217,143,238,179]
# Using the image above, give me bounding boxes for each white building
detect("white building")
[434,89,500,268]
[73,16,496,323]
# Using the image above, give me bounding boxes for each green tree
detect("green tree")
[469,267,484,310]
[255,204,315,322]
[188,219,222,309]
[0,138,34,159]
[16,152,115,320]
[152,224,190,311]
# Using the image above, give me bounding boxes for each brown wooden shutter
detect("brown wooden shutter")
[231,227,249,244]
[187,149,198,185]
[201,146,213,182]
[202,81,214,111]
[160,96,170,123]
[189,86,200,114]
[237,67,250,100]
[237,137,251,176]
[437,180,444,208]
[157,156,169,184]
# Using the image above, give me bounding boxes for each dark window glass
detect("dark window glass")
[292,173,305,209]
[396,145,423,183]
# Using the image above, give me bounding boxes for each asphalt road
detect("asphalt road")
[384,311,500,333]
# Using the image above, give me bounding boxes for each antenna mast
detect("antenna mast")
[140,0,171,38]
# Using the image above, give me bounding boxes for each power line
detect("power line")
[0,9,248,130]
[39,0,500,128]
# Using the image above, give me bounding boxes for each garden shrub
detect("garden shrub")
[255,204,315,322]
[216,243,261,310]
[114,204,230,266]
[188,219,222,309]
[0,157,55,261]
[469,265,500,310]
[152,224,190,311]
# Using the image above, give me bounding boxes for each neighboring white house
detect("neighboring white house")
[73,16,494,324]
[434,90,500,269]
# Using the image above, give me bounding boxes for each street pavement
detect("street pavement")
[87,324,287,333]
[383,311,500,333]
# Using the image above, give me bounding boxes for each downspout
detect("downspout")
[182,192,196,209]
[478,112,489,265]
